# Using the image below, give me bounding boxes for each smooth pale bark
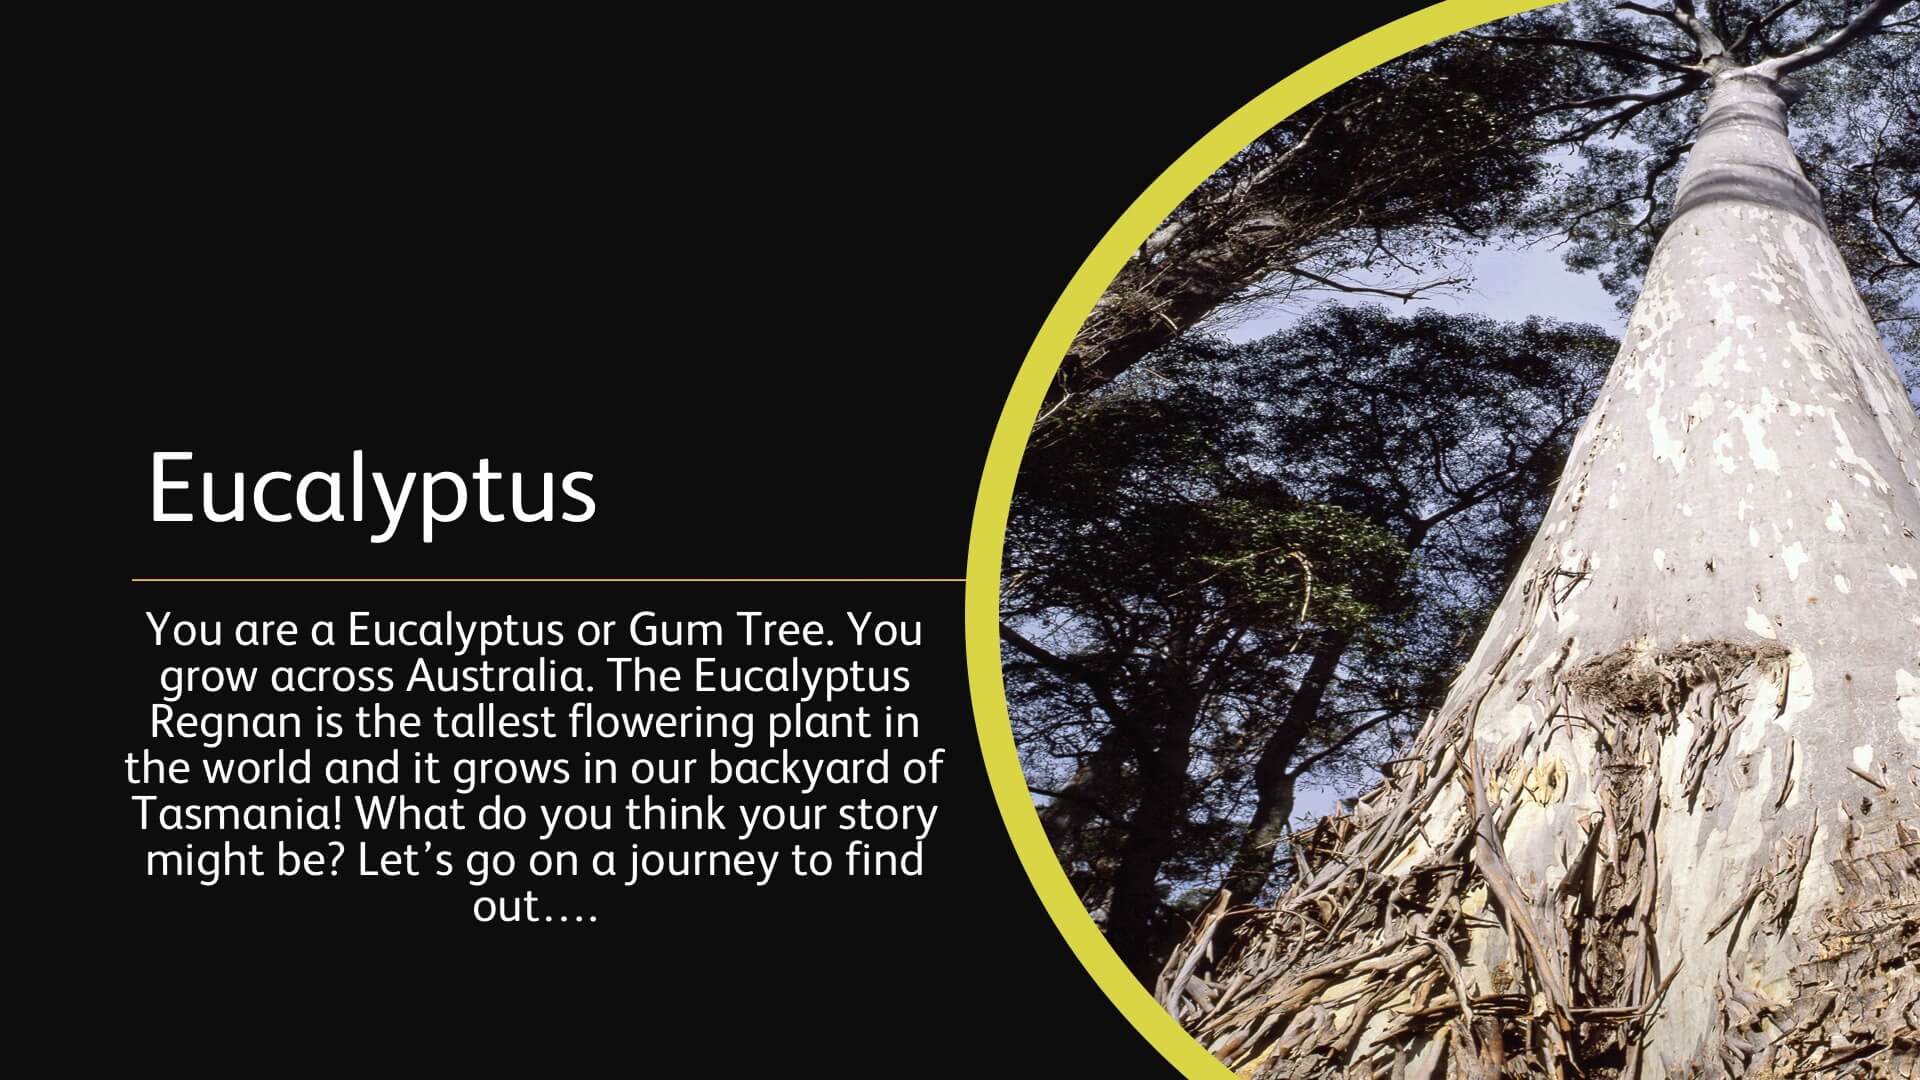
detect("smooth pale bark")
[1161,67,1919,1078]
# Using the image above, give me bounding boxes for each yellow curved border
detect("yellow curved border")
[965,3,1559,1075]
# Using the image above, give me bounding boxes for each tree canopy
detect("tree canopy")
[1046,34,1593,415]
[1050,0,1919,412]
[1006,305,1613,978]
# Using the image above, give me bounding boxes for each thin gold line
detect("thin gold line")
[130,577,966,583]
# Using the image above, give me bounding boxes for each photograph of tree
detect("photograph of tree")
[1001,2,1916,1076]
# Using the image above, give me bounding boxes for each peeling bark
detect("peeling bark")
[1159,62,1920,1080]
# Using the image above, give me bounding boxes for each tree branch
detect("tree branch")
[1474,32,1700,76]
[1280,265,1468,302]
[1536,86,1675,114]
[1635,139,1691,231]
[1671,0,1734,68]
[1412,414,1580,539]
[1001,620,1151,751]
[1000,621,1083,676]
[1729,0,1810,55]
[1872,209,1919,269]
[1753,0,1910,79]
[1553,75,1707,142]
[1283,711,1404,782]
[1615,2,1684,27]
[1027,785,1132,831]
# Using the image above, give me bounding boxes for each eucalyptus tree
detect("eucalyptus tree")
[1159,4,1920,1076]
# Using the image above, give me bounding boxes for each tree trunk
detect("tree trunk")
[1039,731,1127,849]
[1039,731,1129,906]
[1220,633,1351,905]
[1107,687,1204,984]
[1160,68,1920,1079]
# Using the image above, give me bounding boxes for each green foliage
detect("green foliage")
[1012,386,1408,645]
[1006,304,1612,965]
[1184,305,1613,554]
[1053,29,1621,406]
[1195,502,1409,630]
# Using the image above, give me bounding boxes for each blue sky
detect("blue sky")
[1219,242,1626,344]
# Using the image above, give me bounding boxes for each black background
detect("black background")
[85,8,1434,1073]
